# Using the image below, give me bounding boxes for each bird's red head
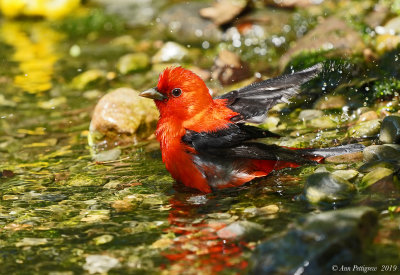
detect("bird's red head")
[140,67,213,121]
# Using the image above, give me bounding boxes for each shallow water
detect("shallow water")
[0,1,400,274]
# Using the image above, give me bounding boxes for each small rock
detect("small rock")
[314,95,347,110]
[1,169,15,178]
[117,53,150,74]
[252,207,378,274]
[151,42,188,64]
[93,234,114,245]
[358,160,396,173]
[280,17,365,69]
[379,115,400,144]
[200,0,247,26]
[309,116,337,129]
[158,3,222,44]
[92,148,121,162]
[303,172,356,205]
[359,167,394,190]
[111,199,136,213]
[211,50,251,86]
[71,69,106,90]
[217,221,264,241]
[357,111,378,122]
[83,255,120,274]
[348,119,381,138]
[259,204,280,214]
[16,238,48,247]
[325,151,364,163]
[363,145,400,162]
[332,169,359,181]
[88,88,158,150]
[298,109,324,121]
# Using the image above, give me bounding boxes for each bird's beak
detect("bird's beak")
[139,87,166,101]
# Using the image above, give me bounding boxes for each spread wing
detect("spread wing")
[217,63,323,123]
[182,124,316,165]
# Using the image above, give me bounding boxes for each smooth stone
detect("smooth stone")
[332,169,359,181]
[357,111,378,122]
[152,41,189,64]
[158,2,222,44]
[199,0,247,26]
[83,255,120,274]
[359,167,394,190]
[88,88,158,150]
[298,109,324,121]
[252,207,378,274]
[92,148,121,162]
[358,161,396,173]
[348,119,381,138]
[280,17,365,69]
[309,116,337,129]
[325,151,364,163]
[314,95,347,110]
[93,234,114,245]
[363,145,400,162]
[117,53,150,74]
[217,221,264,241]
[303,172,356,205]
[16,238,48,247]
[379,115,400,144]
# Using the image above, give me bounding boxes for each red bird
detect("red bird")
[139,64,362,193]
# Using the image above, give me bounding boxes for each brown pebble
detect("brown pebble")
[325,152,364,163]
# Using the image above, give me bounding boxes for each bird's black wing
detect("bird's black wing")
[182,124,315,165]
[216,63,323,123]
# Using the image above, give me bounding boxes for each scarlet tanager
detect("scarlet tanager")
[139,64,363,193]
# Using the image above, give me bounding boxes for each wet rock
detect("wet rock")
[314,95,347,110]
[252,207,378,274]
[280,17,365,69]
[309,116,336,129]
[348,119,381,138]
[83,255,120,274]
[71,69,107,91]
[264,0,318,8]
[117,53,150,74]
[379,115,400,144]
[211,50,251,86]
[151,42,189,64]
[93,234,114,245]
[200,0,248,26]
[364,4,389,28]
[332,169,359,181]
[358,160,396,173]
[92,148,121,162]
[16,238,48,247]
[67,175,104,187]
[359,167,395,190]
[324,151,364,163]
[357,111,378,123]
[303,172,356,205]
[158,3,222,44]
[217,221,264,241]
[298,109,324,121]
[363,145,400,162]
[88,88,158,150]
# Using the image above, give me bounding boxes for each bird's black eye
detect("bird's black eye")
[171,88,182,97]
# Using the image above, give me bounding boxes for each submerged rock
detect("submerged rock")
[324,151,364,163]
[303,172,356,205]
[358,160,396,173]
[217,221,264,241]
[71,69,107,90]
[298,109,324,121]
[348,119,381,138]
[252,207,378,274]
[89,88,158,150]
[379,115,400,144]
[200,0,248,26]
[314,95,347,110]
[358,167,398,193]
[332,169,359,181]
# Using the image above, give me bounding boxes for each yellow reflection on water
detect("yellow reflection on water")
[1,21,64,94]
